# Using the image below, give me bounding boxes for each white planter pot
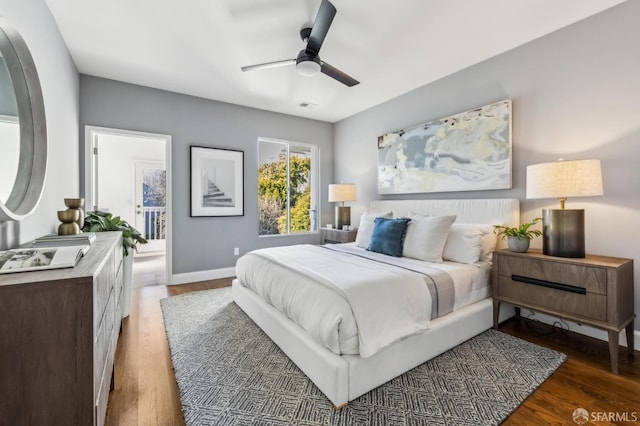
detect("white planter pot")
[507,236,530,253]
[122,252,133,318]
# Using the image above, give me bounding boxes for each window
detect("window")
[258,138,318,236]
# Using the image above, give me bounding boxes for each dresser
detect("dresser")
[492,249,634,374]
[0,232,124,425]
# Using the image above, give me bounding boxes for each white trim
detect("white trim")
[84,125,173,288]
[169,267,236,285]
[521,310,640,351]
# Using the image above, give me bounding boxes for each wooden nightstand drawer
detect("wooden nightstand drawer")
[497,275,607,321]
[497,255,607,295]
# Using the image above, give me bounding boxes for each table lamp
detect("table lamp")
[328,184,356,230]
[526,159,603,258]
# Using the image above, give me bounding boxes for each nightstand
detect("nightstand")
[320,227,357,244]
[492,249,634,374]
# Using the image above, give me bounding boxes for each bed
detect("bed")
[232,198,520,407]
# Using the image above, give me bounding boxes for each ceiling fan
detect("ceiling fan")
[240,0,359,87]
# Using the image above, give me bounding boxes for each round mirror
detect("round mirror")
[0,18,47,222]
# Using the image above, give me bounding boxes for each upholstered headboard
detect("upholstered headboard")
[370,198,520,249]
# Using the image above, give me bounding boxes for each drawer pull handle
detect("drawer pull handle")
[512,274,587,295]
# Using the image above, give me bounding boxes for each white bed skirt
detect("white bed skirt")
[232,280,494,407]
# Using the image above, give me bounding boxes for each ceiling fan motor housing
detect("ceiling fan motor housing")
[300,27,312,43]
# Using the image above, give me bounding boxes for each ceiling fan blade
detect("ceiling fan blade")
[306,0,336,56]
[241,59,296,72]
[320,61,359,87]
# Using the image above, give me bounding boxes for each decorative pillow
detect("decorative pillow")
[442,224,486,264]
[355,211,393,248]
[368,217,412,257]
[402,215,456,263]
[441,223,497,264]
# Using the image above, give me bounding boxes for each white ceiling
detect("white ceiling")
[45,0,625,123]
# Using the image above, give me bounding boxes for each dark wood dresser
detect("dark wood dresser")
[0,232,124,425]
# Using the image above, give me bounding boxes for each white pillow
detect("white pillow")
[442,223,496,264]
[402,215,456,263]
[480,227,498,264]
[355,211,393,248]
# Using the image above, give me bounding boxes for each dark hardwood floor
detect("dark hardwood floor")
[106,279,639,425]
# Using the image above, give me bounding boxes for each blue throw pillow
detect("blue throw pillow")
[368,217,412,257]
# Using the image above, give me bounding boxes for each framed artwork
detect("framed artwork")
[377,99,512,194]
[190,146,244,217]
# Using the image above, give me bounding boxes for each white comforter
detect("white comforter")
[236,244,432,358]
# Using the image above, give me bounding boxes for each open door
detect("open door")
[134,161,166,253]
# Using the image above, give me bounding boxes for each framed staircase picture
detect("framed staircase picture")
[190,145,244,217]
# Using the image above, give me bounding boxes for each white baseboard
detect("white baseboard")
[169,267,235,285]
[505,304,639,351]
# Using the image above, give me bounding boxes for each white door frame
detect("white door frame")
[84,125,173,281]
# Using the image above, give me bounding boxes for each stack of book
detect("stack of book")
[32,232,97,248]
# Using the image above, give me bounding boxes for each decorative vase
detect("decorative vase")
[57,209,80,235]
[507,236,530,253]
[64,198,85,230]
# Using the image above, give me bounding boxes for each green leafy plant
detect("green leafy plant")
[82,210,148,256]
[493,217,543,240]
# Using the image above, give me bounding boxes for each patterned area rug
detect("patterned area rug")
[161,288,566,425]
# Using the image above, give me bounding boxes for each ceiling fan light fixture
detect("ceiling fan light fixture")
[296,50,321,77]
[297,60,321,77]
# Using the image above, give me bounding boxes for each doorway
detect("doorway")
[85,126,172,287]
[134,161,166,253]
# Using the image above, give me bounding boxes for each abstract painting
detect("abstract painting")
[190,146,244,217]
[377,100,512,194]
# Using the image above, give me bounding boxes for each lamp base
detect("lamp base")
[542,209,585,258]
[335,206,351,230]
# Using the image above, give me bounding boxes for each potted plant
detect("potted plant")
[493,218,543,253]
[82,211,148,317]
[82,210,148,255]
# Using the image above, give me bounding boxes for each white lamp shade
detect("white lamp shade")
[328,184,356,203]
[526,159,603,200]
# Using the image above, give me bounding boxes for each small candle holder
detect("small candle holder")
[58,209,80,235]
[64,198,85,230]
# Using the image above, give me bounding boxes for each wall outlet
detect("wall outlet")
[234,247,239,256]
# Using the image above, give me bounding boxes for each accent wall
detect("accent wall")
[334,1,640,335]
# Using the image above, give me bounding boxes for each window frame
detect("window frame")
[257,137,320,237]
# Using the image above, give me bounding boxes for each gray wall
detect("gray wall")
[79,76,333,274]
[0,0,80,249]
[334,1,640,332]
